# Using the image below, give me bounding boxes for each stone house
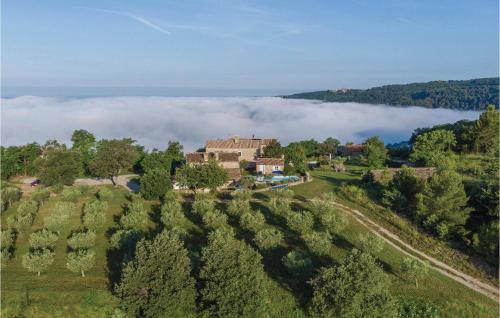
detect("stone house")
[205,136,275,162]
[256,157,285,175]
[337,144,364,156]
[185,151,241,182]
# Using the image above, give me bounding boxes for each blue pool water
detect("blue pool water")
[270,175,300,182]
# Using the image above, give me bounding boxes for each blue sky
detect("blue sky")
[2,0,499,90]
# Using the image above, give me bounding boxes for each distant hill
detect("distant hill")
[284,78,499,110]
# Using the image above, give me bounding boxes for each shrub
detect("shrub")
[192,195,215,216]
[29,229,59,249]
[302,232,331,257]
[232,190,252,201]
[51,183,64,193]
[310,198,333,217]
[120,200,148,230]
[282,250,313,276]
[1,249,11,267]
[97,187,114,201]
[254,228,283,250]
[202,209,228,230]
[60,187,83,202]
[160,200,185,229]
[340,184,369,204]
[227,199,251,217]
[68,231,96,250]
[2,187,21,209]
[1,229,15,250]
[320,210,349,235]
[358,234,384,255]
[269,197,292,217]
[287,211,314,235]
[239,211,266,232]
[31,188,50,206]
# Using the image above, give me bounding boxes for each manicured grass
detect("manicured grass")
[1,174,498,317]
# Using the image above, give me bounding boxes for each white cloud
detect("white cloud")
[1,96,480,151]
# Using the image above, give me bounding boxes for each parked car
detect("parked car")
[30,179,41,187]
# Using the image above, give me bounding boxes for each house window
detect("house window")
[273,165,281,171]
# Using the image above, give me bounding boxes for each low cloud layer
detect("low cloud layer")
[1,96,481,151]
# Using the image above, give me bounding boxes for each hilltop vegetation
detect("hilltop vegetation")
[284,77,499,110]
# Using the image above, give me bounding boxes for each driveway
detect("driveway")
[74,174,140,192]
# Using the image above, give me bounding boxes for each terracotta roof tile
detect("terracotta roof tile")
[206,138,275,149]
[256,158,285,166]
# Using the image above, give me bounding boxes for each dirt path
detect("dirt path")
[329,200,499,301]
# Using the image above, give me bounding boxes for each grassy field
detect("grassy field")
[1,166,499,317]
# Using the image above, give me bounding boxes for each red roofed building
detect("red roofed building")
[337,144,364,157]
[256,157,285,174]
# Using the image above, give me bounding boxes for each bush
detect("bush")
[358,234,384,255]
[202,209,228,230]
[68,231,96,250]
[302,232,331,257]
[397,299,439,318]
[287,211,314,235]
[192,195,215,216]
[1,229,14,250]
[227,199,251,217]
[60,188,82,202]
[51,183,64,193]
[239,211,266,233]
[254,228,283,250]
[282,250,313,276]
[97,187,114,201]
[310,198,333,217]
[29,229,59,249]
[320,210,349,235]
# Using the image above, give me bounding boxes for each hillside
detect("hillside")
[284,78,499,110]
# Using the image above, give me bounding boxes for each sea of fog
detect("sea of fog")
[1,96,481,151]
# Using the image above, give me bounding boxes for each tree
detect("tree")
[401,257,429,288]
[31,188,50,206]
[286,211,314,235]
[363,136,387,168]
[319,137,340,157]
[36,149,81,186]
[199,230,268,317]
[473,105,499,154]
[284,143,306,173]
[90,139,139,185]
[120,200,148,230]
[19,143,41,176]
[410,130,456,167]
[320,210,348,235]
[358,233,384,255]
[66,249,96,277]
[302,232,331,257]
[472,221,499,266]
[2,187,21,209]
[239,211,266,232]
[22,248,55,276]
[282,250,313,277]
[309,249,396,317]
[227,197,251,217]
[44,202,76,233]
[416,169,471,238]
[29,229,59,249]
[176,160,229,193]
[262,140,283,158]
[116,231,196,317]
[97,187,114,201]
[71,129,96,174]
[166,141,185,172]
[202,209,228,230]
[1,146,22,180]
[160,200,185,229]
[254,228,283,250]
[140,150,173,175]
[68,231,96,249]
[191,194,216,216]
[140,168,171,200]
[382,166,425,214]
[83,199,108,232]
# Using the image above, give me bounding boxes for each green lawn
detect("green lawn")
[1,170,498,317]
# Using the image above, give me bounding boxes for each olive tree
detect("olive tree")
[31,188,50,206]
[68,231,96,249]
[282,250,313,277]
[401,257,429,288]
[66,249,96,277]
[29,229,59,249]
[287,211,314,235]
[22,249,55,276]
[83,199,108,232]
[239,211,266,232]
[358,233,384,255]
[254,228,283,250]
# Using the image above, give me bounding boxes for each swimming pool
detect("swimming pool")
[270,175,300,182]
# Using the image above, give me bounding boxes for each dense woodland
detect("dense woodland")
[285,77,499,110]
[0,107,498,317]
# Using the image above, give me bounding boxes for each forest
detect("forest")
[284,77,499,110]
